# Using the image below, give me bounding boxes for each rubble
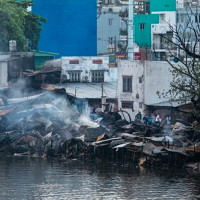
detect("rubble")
[0,89,199,173]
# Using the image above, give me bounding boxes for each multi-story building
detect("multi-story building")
[97,0,128,54]
[134,0,176,60]
[97,7,122,54]
[176,0,200,60]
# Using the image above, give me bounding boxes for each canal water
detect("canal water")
[0,156,199,200]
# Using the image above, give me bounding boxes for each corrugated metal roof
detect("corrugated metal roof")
[52,82,118,99]
[25,67,61,77]
[31,51,59,57]
[1,57,21,62]
[146,100,191,107]
[113,142,131,149]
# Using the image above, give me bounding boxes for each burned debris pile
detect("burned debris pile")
[0,90,107,158]
[0,90,200,171]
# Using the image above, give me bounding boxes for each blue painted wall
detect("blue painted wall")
[32,0,97,57]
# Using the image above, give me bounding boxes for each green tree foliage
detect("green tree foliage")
[0,0,46,51]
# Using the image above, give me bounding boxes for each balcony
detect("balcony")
[120,35,128,41]
[177,1,200,8]
[118,0,129,5]
[152,43,177,51]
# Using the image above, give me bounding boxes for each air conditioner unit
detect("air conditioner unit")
[82,76,89,82]
[62,74,68,80]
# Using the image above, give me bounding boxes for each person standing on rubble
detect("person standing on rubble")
[143,113,148,124]
[135,111,142,121]
[148,116,152,125]
[166,114,171,125]
[155,113,162,125]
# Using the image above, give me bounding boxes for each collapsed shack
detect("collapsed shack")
[87,118,200,170]
[142,142,187,168]
[0,88,199,172]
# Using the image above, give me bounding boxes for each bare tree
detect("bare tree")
[155,7,200,120]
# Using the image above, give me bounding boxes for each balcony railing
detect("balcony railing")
[152,43,177,50]
[120,35,127,41]
[177,2,200,9]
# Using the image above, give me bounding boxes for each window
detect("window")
[121,101,133,110]
[93,59,103,64]
[176,14,179,23]
[195,14,200,23]
[69,60,79,64]
[92,71,104,82]
[180,14,184,22]
[109,18,113,26]
[195,15,198,23]
[160,52,166,60]
[160,14,165,23]
[69,72,81,82]
[108,37,113,44]
[140,23,145,30]
[123,76,132,92]
[139,77,142,83]
[139,102,143,108]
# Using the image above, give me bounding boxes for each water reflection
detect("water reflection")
[0,156,199,200]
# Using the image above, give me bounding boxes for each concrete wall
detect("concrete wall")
[0,62,8,86]
[144,61,173,105]
[109,67,118,82]
[117,60,144,121]
[151,12,176,29]
[61,56,110,82]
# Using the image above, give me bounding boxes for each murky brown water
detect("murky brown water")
[0,156,199,200]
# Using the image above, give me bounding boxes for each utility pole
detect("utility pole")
[101,82,106,112]
[75,87,78,97]
[128,0,134,60]
[101,82,104,97]
[114,36,117,53]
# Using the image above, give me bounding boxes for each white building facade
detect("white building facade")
[117,60,144,120]
[61,56,113,83]
[117,60,173,121]
[151,11,176,60]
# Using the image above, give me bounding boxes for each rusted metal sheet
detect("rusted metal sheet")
[25,67,61,77]
[0,106,15,116]
[41,84,56,91]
